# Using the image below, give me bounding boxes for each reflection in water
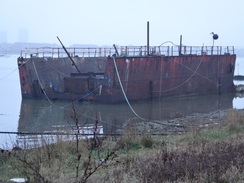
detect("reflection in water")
[16,93,234,147]
[18,93,234,133]
[0,53,240,148]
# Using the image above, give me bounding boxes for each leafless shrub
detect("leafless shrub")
[15,139,55,183]
[116,122,145,152]
[1,108,244,182]
[131,135,244,182]
[140,134,154,148]
[3,103,118,183]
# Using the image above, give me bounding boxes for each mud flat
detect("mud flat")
[130,109,240,135]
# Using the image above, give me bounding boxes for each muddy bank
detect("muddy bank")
[132,109,242,135]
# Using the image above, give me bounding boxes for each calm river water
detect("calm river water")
[1,54,244,149]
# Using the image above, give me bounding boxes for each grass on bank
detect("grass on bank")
[0,109,244,183]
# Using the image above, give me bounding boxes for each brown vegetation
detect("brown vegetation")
[0,109,244,183]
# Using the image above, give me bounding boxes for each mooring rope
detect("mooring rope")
[0,67,18,82]
[0,131,170,136]
[60,86,101,108]
[31,58,100,107]
[22,58,126,129]
[112,56,146,121]
[0,58,31,82]
[0,56,142,135]
[32,58,53,105]
[0,131,122,136]
[179,62,218,85]
[154,53,207,93]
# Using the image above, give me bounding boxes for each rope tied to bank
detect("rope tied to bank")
[0,57,31,82]
[112,55,146,121]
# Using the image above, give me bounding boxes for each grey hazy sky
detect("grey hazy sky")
[1,0,243,47]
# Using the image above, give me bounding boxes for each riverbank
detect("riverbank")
[122,108,233,135]
[0,108,243,182]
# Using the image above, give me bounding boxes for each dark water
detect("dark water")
[1,55,244,149]
[18,93,234,133]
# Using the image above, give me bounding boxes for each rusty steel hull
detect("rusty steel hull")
[18,54,236,103]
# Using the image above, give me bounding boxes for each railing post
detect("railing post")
[99,48,101,57]
[120,46,122,56]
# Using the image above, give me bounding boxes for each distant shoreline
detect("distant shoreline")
[0,42,99,55]
[1,42,244,57]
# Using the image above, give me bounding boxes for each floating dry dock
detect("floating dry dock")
[17,44,236,103]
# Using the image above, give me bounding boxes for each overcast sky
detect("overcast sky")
[0,0,243,47]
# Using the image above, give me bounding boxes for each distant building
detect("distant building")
[0,31,7,43]
[18,28,28,43]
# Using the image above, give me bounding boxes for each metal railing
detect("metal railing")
[20,46,235,58]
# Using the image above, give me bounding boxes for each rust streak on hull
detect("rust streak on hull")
[17,46,236,104]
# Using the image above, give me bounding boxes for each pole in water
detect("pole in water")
[147,21,150,56]
[179,35,182,55]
